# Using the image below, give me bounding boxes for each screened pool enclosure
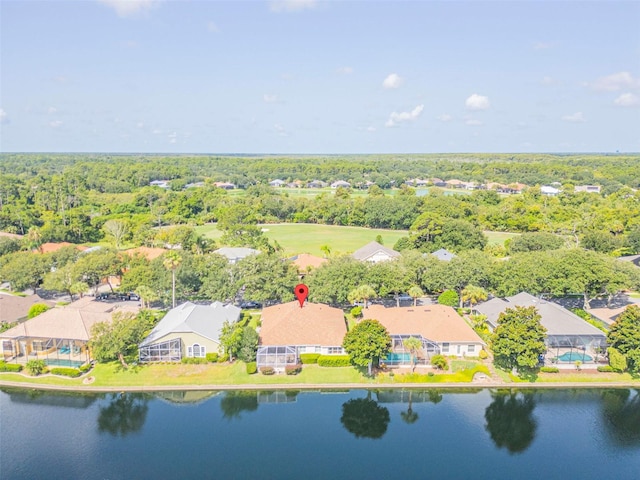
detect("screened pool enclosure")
[545,334,607,365]
[382,335,440,367]
[139,338,182,362]
[256,346,297,371]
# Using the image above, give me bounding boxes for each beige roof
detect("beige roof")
[0,296,139,341]
[260,301,346,346]
[36,242,89,254]
[0,293,56,323]
[362,304,485,344]
[123,246,168,261]
[0,231,23,239]
[291,253,328,271]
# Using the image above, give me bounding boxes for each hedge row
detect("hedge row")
[0,361,23,372]
[50,367,82,377]
[317,355,351,367]
[540,366,559,373]
[300,353,321,364]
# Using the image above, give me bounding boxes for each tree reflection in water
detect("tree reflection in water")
[341,393,390,439]
[602,389,640,447]
[220,390,259,420]
[97,393,149,437]
[484,391,537,454]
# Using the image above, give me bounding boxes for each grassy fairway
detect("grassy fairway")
[196,222,519,255]
[195,223,408,256]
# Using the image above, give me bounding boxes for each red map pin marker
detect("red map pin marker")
[294,284,309,308]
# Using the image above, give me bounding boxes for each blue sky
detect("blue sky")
[1,0,639,154]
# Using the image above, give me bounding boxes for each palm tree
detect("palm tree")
[400,391,419,424]
[320,244,331,258]
[163,251,182,308]
[348,284,377,309]
[408,285,424,307]
[26,226,43,253]
[461,284,488,309]
[403,336,423,373]
[135,285,158,309]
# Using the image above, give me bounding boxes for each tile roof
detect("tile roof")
[259,301,347,346]
[352,241,400,262]
[0,293,56,323]
[0,296,139,341]
[37,242,89,254]
[122,246,168,261]
[140,301,241,347]
[290,253,328,271]
[362,304,485,344]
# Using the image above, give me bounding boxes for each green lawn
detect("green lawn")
[483,230,521,245]
[195,223,408,256]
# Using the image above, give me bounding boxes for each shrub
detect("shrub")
[431,354,448,370]
[427,371,434,377]
[607,347,627,372]
[478,349,488,360]
[246,361,257,374]
[50,367,82,377]
[300,353,321,364]
[206,352,219,363]
[285,364,302,375]
[27,303,51,319]
[597,365,615,372]
[25,359,47,376]
[260,366,275,375]
[181,357,208,364]
[350,306,363,317]
[218,353,229,363]
[0,361,23,372]
[79,363,93,373]
[317,355,351,367]
[437,290,459,307]
[540,366,559,373]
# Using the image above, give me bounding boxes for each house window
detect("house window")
[468,345,476,354]
[188,343,206,358]
[442,343,450,354]
[2,340,12,352]
[327,347,343,355]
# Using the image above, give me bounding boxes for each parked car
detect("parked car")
[240,301,262,309]
[96,293,111,301]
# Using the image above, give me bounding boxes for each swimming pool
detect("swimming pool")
[44,359,85,368]
[556,352,593,362]
[383,352,413,364]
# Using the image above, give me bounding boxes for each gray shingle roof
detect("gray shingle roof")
[140,302,241,347]
[475,292,605,337]
[214,247,260,263]
[352,241,400,262]
[431,248,456,261]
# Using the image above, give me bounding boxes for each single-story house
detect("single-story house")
[122,246,168,262]
[269,179,286,187]
[363,304,486,366]
[214,182,236,190]
[257,301,347,371]
[289,253,328,276]
[352,241,401,263]
[139,301,241,362]
[618,254,640,268]
[0,296,139,367]
[307,180,327,188]
[574,185,601,194]
[474,292,607,365]
[541,185,560,196]
[331,180,351,189]
[150,180,170,188]
[0,293,56,324]
[35,242,88,254]
[214,247,261,264]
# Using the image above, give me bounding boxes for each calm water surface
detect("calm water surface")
[1,388,639,479]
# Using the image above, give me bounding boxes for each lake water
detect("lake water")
[1,388,639,479]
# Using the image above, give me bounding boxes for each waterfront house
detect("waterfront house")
[0,296,139,367]
[138,301,241,362]
[474,292,607,366]
[362,304,485,366]
[257,301,347,372]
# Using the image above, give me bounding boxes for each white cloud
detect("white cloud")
[366,126,376,132]
[465,94,490,111]
[541,76,557,86]
[437,114,453,122]
[562,112,586,123]
[465,119,483,126]
[337,66,354,75]
[98,0,160,18]
[385,104,424,127]
[207,21,219,33]
[152,128,162,135]
[614,93,640,107]
[590,71,640,92]
[136,122,145,128]
[263,94,279,103]
[0,108,9,124]
[47,106,57,114]
[382,73,403,89]
[167,132,177,144]
[49,120,63,128]
[274,123,288,136]
[270,0,318,13]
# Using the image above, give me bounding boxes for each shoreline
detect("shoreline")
[1,379,638,393]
